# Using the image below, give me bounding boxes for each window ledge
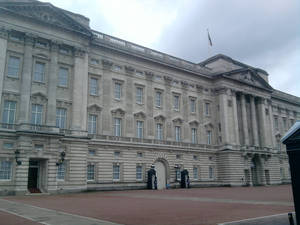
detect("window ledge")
[6,76,19,80]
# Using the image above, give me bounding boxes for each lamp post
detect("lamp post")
[14,149,22,165]
[56,151,66,166]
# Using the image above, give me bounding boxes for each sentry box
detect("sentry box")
[282,120,300,224]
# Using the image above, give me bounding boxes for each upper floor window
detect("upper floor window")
[190,98,196,113]
[207,130,212,145]
[155,91,162,107]
[89,77,98,96]
[191,128,197,144]
[175,126,181,142]
[156,123,163,140]
[136,121,144,138]
[33,62,46,83]
[173,95,180,111]
[88,114,97,134]
[0,161,12,180]
[57,162,65,180]
[114,82,122,100]
[282,117,287,130]
[2,100,16,125]
[205,102,211,116]
[87,164,95,181]
[7,56,21,78]
[56,108,67,129]
[136,87,143,104]
[114,118,122,136]
[31,104,43,125]
[58,67,68,87]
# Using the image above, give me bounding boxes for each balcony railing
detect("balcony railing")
[0,123,16,130]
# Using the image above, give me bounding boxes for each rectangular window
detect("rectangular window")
[88,114,97,134]
[88,149,96,156]
[156,123,163,140]
[89,77,98,95]
[173,95,180,110]
[136,121,144,138]
[3,143,14,149]
[191,128,197,144]
[56,108,67,129]
[175,126,181,142]
[57,163,65,180]
[190,99,196,113]
[7,56,20,78]
[175,166,181,181]
[114,151,121,157]
[0,161,12,180]
[209,166,214,179]
[114,82,122,100]
[136,87,143,104]
[207,130,212,145]
[2,101,16,125]
[155,91,162,107]
[114,118,121,136]
[87,164,95,181]
[283,118,287,130]
[34,62,45,82]
[205,103,210,116]
[58,67,68,87]
[31,104,43,125]
[136,165,143,180]
[113,164,120,180]
[193,167,198,179]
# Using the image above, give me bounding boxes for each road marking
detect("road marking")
[218,212,294,225]
[0,199,121,225]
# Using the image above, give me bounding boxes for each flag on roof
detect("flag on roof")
[207,29,213,46]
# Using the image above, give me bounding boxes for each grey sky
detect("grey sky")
[41,0,300,97]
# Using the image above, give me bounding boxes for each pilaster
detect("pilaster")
[18,34,34,124]
[46,41,59,126]
[219,87,229,144]
[257,97,267,148]
[164,76,172,140]
[0,28,8,108]
[145,71,154,138]
[71,47,88,134]
[231,90,240,145]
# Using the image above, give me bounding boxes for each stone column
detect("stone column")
[268,100,276,148]
[257,98,267,148]
[71,48,88,134]
[46,41,58,127]
[231,90,240,145]
[241,93,249,145]
[124,66,134,137]
[181,81,189,142]
[18,34,34,124]
[0,28,8,108]
[219,88,229,144]
[250,96,259,146]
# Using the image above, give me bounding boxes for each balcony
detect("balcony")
[0,123,60,134]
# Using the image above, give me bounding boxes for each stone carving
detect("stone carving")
[144,71,154,81]
[111,108,126,117]
[133,111,146,119]
[154,114,166,122]
[188,120,199,127]
[124,65,135,74]
[172,117,183,124]
[87,104,102,113]
[163,76,173,85]
[181,80,188,89]
[102,59,113,68]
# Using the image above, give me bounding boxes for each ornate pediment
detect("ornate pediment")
[87,104,102,112]
[223,69,273,90]
[189,120,199,127]
[31,92,47,102]
[0,2,91,36]
[111,108,125,117]
[154,114,166,122]
[133,111,146,119]
[172,117,183,124]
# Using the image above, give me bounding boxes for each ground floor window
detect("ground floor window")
[193,166,198,180]
[0,160,12,180]
[87,164,95,181]
[136,165,143,180]
[57,163,65,180]
[175,165,181,181]
[113,164,120,180]
[209,166,214,179]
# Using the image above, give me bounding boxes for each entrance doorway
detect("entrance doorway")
[251,155,263,186]
[154,161,166,190]
[28,160,40,193]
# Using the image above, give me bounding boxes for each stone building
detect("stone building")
[0,0,299,195]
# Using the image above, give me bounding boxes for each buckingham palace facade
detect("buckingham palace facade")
[0,0,299,195]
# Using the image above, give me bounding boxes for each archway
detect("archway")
[251,154,263,186]
[154,161,167,190]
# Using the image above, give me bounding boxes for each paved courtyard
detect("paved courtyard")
[0,185,295,225]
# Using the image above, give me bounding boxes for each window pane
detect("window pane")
[0,161,12,180]
[31,104,43,125]
[56,108,67,129]
[190,99,196,112]
[2,101,16,124]
[89,78,98,95]
[156,92,161,107]
[136,165,142,180]
[136,121,143,138]
[136,87,143,104]
[114,83,121,99]
[57,163,65,180]
[87,164,95,180]
[193,167,198,179]
[88,115,97,134]
[34,62,45,82]
[114,118,121,136]
[113,165,120,180]
[7,56,20,78]
[175,126,181,142]
[156,123,163,140]
[192,128,197,144]
[174,96,179,110]
[58,67,68,87]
